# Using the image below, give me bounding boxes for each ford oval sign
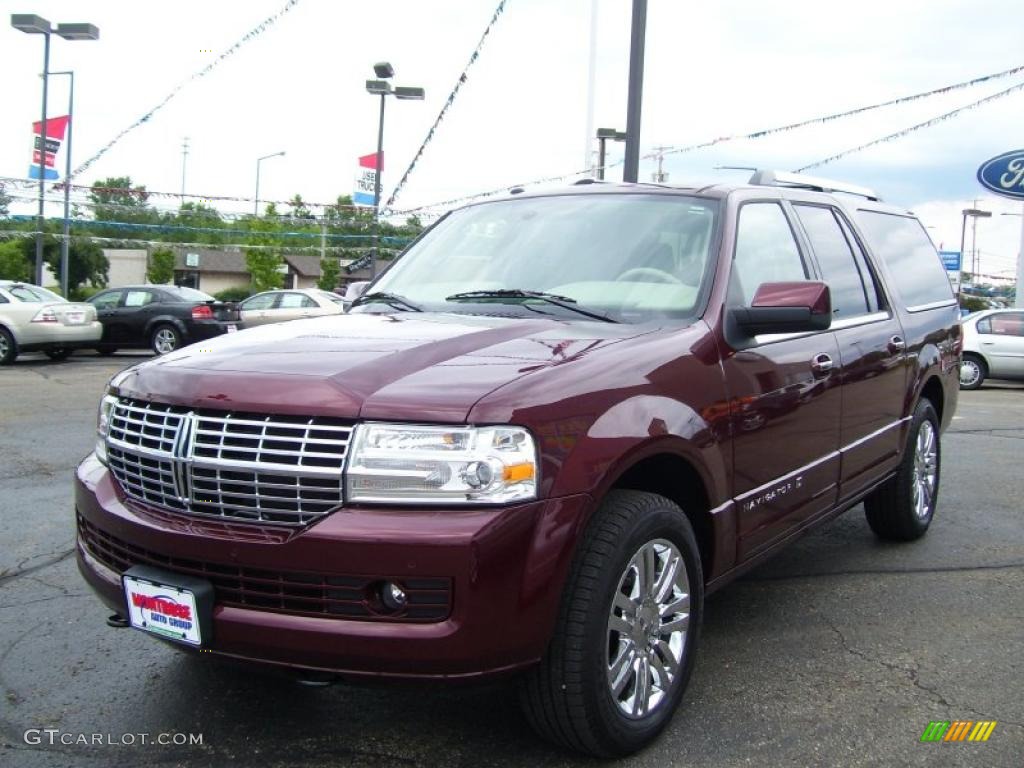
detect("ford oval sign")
[977,149,1024,200]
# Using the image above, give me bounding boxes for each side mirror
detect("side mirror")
[345,281,370,301]
[732,281,832,336]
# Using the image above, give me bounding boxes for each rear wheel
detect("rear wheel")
[44,347,72,361]
[519,490,703,757]
[150,324,181,355]
[958,354,986,390]
[864,399,940,541]
[0,327,16,365]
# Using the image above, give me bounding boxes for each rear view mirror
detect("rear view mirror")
[732,281,832,336]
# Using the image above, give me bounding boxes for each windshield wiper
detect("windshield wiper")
[351,291,422,312]
[445,289,618,323]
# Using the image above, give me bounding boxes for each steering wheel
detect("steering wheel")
[615,267,684,285]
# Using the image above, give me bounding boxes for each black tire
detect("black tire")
[0,326,16,365]
[44,347,72,361]
[864,399,941,541]
[150,324,181,355]
[958,354,986,390]
[95,346,119,356]
[519,490,703,757]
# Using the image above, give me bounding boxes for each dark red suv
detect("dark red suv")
[76,171,960,756]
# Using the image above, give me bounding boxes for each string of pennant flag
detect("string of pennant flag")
[68,0,302,181]
[382,0,510,213]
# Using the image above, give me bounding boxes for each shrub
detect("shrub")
[213,286,254,302]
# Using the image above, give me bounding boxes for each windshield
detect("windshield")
[364,194,719,323]
[7,285,65,303]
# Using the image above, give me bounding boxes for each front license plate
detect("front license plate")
[123,573,203,646]
[226,324,237,333]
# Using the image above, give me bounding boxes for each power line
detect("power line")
[797,78,1024,171]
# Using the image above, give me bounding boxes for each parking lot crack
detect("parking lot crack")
[0,548,75,586]
[825,618,1024,728]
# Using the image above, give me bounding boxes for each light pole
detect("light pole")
[366,62,424,279]
[254,151,285,216]
[622,0,648,183]
[11,14,98,287]
[960,208,991,285]
[50,70,73,298]
[595,128,626,180]
[1001,209,1024,308]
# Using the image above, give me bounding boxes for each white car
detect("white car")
[238,288,345,329]
[959,308,1024,389]
[0,281,103,364]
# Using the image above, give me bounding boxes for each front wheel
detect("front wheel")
[150,324,181,355]
[864,399,941,541]
[519,490,703,757]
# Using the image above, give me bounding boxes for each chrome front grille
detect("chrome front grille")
[106,399,352,526]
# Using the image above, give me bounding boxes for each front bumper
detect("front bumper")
[18,321,102,350]
[75,453,590,680]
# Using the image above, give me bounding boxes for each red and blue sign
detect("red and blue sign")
[977,149,1024,201]
[28,115,70,181]
[354,152,380,206]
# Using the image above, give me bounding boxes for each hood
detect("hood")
[115,312,651,422]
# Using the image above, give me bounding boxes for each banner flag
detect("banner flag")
[28,115,71,180]
[354,152,380,207]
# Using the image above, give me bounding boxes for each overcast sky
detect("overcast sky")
[2,0,1022,278]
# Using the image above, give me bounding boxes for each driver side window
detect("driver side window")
[732,203,808,305]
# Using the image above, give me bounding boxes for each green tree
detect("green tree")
[147,248,176,284]
[318,256,340,291]
[0,240,31,280]
[40,238,108,293]
[287,194,312,220]
[246,249,284,292]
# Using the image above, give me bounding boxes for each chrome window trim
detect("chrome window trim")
[905,298,957,313]
[830,311,891,331]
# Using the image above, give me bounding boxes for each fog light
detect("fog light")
[380,581,407,612]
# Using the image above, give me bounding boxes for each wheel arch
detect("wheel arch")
[145,315,187,340]
[604,451,718,584]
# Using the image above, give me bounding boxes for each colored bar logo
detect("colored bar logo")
[920,720,997,742]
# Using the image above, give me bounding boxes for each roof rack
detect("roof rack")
[748,169,881,201]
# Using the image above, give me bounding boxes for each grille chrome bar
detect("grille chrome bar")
[106,398,352,526]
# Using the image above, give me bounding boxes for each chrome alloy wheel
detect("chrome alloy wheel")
[0,334,9,360]
[153,328,178,355]
[606,538,690,719]
[912,421,938,520]
[959,359,981,387]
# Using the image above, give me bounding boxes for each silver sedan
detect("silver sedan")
[960,308,1024,389]
[238,289,345,329]
[0,281,102,364]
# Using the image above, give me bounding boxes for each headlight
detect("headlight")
[346,423,538,504]
[95,394,118,465]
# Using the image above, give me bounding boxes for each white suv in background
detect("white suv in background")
[0,281,102,364]
[959,309,1024,389]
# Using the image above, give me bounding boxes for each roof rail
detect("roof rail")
[748,169,881,201]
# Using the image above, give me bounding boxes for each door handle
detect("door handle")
[888,335,906,353]
[811,353,834,375]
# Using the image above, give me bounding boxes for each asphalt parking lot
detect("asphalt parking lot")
[1,352,1022,768]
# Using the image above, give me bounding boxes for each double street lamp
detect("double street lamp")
[960,207,992,282]
[365,62,424,279]
[254,151,286,216]
[595,128,626,180]
[11,14,99,289]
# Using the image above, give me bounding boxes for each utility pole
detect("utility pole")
[651,146,670,183]
[180,137,190,205]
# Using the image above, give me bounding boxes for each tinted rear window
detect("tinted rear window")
[165,286,215,302]
[855,211,953,309]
